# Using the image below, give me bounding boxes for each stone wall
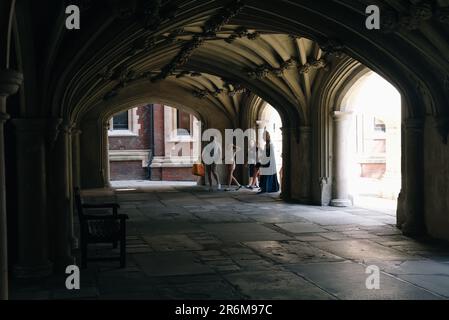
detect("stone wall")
[423,117,449,241]
[110,160,147,180]
[151,167,197,181]
[153,104,165,157]
[109,106,152,150]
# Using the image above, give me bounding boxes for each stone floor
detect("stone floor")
[10,183,449,300]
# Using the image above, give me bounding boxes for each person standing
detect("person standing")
[202,136,221,191]
[258,131,280,194]
[246,139,260,189]
[225,143,243,191]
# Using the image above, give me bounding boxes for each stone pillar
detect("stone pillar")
[79,119,104,188]
[298,126,312,203]
[50,123,75,270]
[71,127,82,190]
[0,69,22,299]
[280,127,292,200]
[401,119,425,236]
[283,126,313,203]
[11,118,53,278]
[102,121,111,187]
[331,111,353,207]
[69,127,80,250]
[381,119,402,200]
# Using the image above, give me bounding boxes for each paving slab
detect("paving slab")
[133,252,215,277]
[295,235,328,242]
[249,213,306,223]
[276,222,327,234]
[292,211,385,226]
[136,221,203,235]
[192,211,254,222]
[14,185,449,300]
[362,260,449,298]
[245,241,344,264]
[286,262,441,300]
[224,271,335,300]
[142,234,204,251]
[156,275,243,299]
[312,239,418,262]
[200,223,291,242]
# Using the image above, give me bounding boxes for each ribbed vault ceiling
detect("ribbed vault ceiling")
[19,0,447,125]
[91,32,335,127]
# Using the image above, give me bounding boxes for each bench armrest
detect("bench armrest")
[83,214,129,221]
[82,203,120,209]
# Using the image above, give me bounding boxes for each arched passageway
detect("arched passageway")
[107,104,201,183]
[1,0,449,300]
[257,104,283,190]
[342,72,402,212]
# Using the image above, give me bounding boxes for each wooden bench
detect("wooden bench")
[74,187,128,268]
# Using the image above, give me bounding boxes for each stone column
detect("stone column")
[381,119,402,200]
[331,111,353,207]
[298,126,312,203]
[0,69,22,299]
[79,119,104,188]
[283,126,313,203]
[11,118,53,278]
[69,127,80,250]
[71,127,82,190]
[102,121,111,187]
[401,119,425,236]
[280,127,292,200]
[51,123,75,270]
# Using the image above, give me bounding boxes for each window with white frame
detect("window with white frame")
[176,110,192,136]
[108,108,141,136]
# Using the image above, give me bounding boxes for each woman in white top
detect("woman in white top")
[225,143,242,191]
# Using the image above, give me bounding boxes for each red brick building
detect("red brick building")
[108,104,200,181]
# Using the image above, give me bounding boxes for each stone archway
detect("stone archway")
[3,1,449,287]
[106,104,203,184]
[342,72,402,209]
[311,57,424,235]
[258,104,283,179]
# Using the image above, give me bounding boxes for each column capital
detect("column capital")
[70,127,82,136]
[332,111,353,121]
[433,116,449,144]
[404,118,424,131]
[281,126,311,144]
[57,122,73,135]
[0,112,9,123]
[0,69,23,97]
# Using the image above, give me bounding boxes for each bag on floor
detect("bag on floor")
[192,163,205,177]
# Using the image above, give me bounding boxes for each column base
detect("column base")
[289,197,313,205]
[401,220,426,237]
[13,261,53,279]
[396,191,406,228]
[330,199,352,207]
[380,174,401,200]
